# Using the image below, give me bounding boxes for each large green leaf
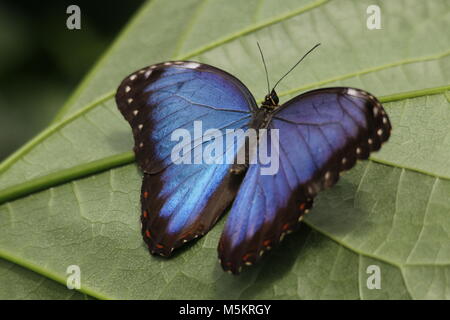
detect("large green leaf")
[0,0,449,299]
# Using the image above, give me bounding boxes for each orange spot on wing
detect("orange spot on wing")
[143,191,149,198]
[299,203,306,211]
[143,210,148,218]
[145,230,151,238]
[263,239,271,247]
[282,223,290,231]
[156,243,164,249]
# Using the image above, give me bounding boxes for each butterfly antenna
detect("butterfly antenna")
[257,42,271,96]
[272,43,321,91]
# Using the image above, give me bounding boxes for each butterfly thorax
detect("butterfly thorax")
[261,89,280,110]
[230,91,279,175]
[255,89,280,127]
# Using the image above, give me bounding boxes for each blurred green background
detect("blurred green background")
[0,1,144,160]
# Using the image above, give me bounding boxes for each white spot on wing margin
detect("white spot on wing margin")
[183,62,200,69]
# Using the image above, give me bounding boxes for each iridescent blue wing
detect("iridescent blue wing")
[116,61,256,256]
[218,87,391,273]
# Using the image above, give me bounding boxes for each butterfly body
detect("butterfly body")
[116,60,391,274]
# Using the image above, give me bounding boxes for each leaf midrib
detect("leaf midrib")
[0,84,449,205]
[0,0,448,194]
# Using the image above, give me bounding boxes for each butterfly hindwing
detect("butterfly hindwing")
[116,61,256,255]
[140,156,243,256]
[219,87,391,273]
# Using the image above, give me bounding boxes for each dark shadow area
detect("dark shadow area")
[237,223,315,297]
[0,0,145,160]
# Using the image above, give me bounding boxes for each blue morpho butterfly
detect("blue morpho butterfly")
[115,44,391,274]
